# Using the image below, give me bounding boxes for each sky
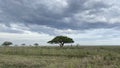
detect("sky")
[0,0,120,45]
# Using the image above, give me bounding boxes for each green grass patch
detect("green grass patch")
[0,46,119,68]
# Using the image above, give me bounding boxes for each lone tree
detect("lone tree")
[2,41,13,46]
[48,36,74,47]
[34,43,39,46]
[21,43,26,46]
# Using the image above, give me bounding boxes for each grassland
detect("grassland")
[0,46,119,68]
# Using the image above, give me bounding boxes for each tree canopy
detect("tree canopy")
[48,36,74,47]
[34,43,39,46]
[2,41,13,46]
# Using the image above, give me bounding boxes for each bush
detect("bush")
[2,41,13,46]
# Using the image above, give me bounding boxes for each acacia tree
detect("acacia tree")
[34,43,39,47]
[48,36,74,47]
[21,43,26,46]
[2,41,13,46]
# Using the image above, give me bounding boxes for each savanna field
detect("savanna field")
[0,46,120,68]
[0,46,119,68]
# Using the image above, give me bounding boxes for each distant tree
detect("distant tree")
[34,43,39,46]
[21,43,25,46]
[2,41,13,46]
[48,36,74,47]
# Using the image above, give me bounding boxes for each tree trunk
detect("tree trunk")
[60,42,64,47]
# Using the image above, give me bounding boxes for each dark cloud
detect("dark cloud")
[78,22,120,30]
[0,0,119,32]
[0,24,24,33]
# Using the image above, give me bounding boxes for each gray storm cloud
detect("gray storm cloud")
[0,0,120,32]
[0,0,120,45]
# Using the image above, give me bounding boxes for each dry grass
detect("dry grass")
[0,46,119,68]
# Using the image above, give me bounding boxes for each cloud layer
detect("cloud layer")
[0,0,120,45]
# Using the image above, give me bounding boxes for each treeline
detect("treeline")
[1,41,39,47]
[1,36,75,47]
